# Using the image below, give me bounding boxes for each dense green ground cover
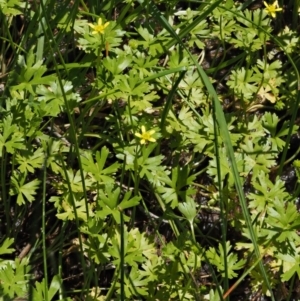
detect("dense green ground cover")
[0,0,300,300]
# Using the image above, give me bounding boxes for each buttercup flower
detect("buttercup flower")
[264,1,282,18]
[88,18,109,34]
[135,126,156,144]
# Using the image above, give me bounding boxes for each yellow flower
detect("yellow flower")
[135,126,156,144]
[88,18,109,34]
[264,1,282,18]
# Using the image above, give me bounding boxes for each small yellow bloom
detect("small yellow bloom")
[135,126,156,144]
[264,1,282,18]
[88,18,109,34]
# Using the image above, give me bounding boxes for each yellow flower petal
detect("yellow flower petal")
[135,126,156,144]
[89,18,110,34]
[264,1,282,18]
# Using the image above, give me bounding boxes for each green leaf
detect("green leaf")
[136,26,154,44]
[36,79,80,116]
[204,287,223,301]
[55,196,90,222]
[157,165,196,208]
[0,116,25,157]
[32,275,63,301]
[81,147,119,184]
[266,198,300,243]
[227,67,258,99]
[0,258,29,298]
[206,241,246,279]
[10,47,56,95]
[61,169,92,193]
[0,238,14,255]
[178,197,197,225]
[132,53,159,77]
[118,70,151,96]
[119,191,140,210]
[240,137,277,178]
[262,112,298,151]
[16,148,44,173]
[96,186,140,223]
[98,184,120,210]
[103,54,132,75]
[9,172,41,205]
[248,171,289,212]
[0,0,25,15]
[277,251,300,281]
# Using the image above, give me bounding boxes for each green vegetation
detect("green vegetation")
[0,0,300,300]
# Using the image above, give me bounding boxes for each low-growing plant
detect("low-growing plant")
[0,0,300,300]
